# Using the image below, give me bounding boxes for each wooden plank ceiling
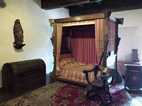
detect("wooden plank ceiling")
[41,0,142,16]
[41,0,90,9]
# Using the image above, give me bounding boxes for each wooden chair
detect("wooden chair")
[83,39,112,105]
[83,65,112,105]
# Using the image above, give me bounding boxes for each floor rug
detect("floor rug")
[0,82,138,106]
[51,84,130,106]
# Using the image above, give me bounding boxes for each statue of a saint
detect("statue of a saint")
[13,19,25,49]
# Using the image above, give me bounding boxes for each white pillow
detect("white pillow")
[107,51,116,69]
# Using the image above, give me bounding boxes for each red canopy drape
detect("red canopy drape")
[70,25,98,64]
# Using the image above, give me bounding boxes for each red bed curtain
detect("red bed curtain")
[70,25,98,64]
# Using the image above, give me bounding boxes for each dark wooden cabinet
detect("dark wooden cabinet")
[125,64,142,91]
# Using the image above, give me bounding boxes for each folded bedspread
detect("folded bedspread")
[57,57,94,84]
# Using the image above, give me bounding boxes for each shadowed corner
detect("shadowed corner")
[14,48,24,52]
[33,0,41,7]
[0,0,6,8]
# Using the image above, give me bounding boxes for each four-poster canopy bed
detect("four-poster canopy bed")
[51,11,120,85]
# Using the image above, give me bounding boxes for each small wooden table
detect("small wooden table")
[124,64,142,92]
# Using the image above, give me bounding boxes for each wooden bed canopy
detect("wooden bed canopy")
[50,11,122,85]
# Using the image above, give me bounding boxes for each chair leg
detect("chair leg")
[100,92,112,106]
[86,89,95,99]
[86,86,99,100]
[86,85,94,98]
[86,90,91,98]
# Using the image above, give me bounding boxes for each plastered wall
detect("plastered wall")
[0,0,69,87]
[111,9,142,62]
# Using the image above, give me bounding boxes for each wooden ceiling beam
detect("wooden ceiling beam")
[68,0,142,16]
[41,0,90,9]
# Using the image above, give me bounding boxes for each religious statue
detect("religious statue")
[13,19,25,49]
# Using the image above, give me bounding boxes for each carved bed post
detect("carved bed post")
[113,18,124,84]
[49,19,57,82]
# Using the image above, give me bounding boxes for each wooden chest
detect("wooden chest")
[2,59,46,94]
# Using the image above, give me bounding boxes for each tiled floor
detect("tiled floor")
[109,84,142,106]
